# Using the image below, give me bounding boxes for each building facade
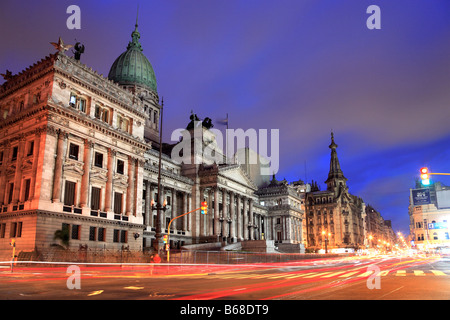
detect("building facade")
[365,205,396,250]
[256,176,308,252]
[305,133,367,251]
[409,181,450,251]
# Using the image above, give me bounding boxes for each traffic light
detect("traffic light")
[163,234,168,243]
[420,167,430,186]
[201,201,208,214]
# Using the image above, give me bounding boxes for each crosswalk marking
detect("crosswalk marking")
[321,271,347,278]
[303,271,333,278]
[162,269,449,280]
[339,271,359,277]
[357,271,374,277]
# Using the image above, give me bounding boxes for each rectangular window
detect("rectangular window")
[94,152,103,168]
[71,224,80,240]
[69,93,77,107]
[27,141,34,156]
[91,187,101,210]
[113,229,120,243]
[94,105,101,119]
[102,109,109,123]
[69,143,79,160]
[64,181,76,206]
[11,146,18,161]
[113,192,123,215]
[10,222,17,237]
[116,159,124,174]
[120,230,127,243]
[89,226,96,241]
[98,228,106,242]
[8,183,14,204]
[79,98,86,113]
[0,223,6,238]
[23,179,31,202]
[16,222,22,237]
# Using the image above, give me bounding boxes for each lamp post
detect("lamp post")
[153,98,167,254]
[322,230,331,253]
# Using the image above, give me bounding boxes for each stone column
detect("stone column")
[230,191,236,242]
[199,187,206,237]
[236,195,242,240]
[104,149,115,212]
[222,189,227,240]
[182,192,188,231]
[52,130,67,203]
[159,185,166,230]
[29,131,42,201]
[171,188,177,232]
[187,193,191,231]
[145,180,151,227]
[125,156,135,216]
[79,139,93,208]
[249,199,254,240]
[12,137,26,204]
[243,197,248,240]
[214,187,219,238]
[0,142,10,204]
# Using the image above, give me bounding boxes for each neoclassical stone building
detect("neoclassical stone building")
[0,21,290,257]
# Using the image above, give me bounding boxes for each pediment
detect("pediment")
[63,163,84,175]
[90,168,108,182]
[218,164,258,190]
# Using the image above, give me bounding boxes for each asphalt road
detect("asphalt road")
[0,254,448,302]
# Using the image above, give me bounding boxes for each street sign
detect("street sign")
[428,222,448,229]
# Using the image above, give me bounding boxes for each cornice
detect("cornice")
[1,209,145,228]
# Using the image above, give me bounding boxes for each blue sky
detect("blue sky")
[2,0,450,235]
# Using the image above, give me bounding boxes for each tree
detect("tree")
[53,228,70,249]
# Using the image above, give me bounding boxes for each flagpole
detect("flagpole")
[226,113,229,163]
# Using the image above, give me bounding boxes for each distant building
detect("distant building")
[256,176,309,252]
[365,205,396,249]
[409,181,450,251]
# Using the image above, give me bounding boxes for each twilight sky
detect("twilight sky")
[1,0,450,236]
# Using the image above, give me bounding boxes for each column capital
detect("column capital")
[84,139,94,149]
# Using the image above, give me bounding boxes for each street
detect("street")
[0,253,449,301]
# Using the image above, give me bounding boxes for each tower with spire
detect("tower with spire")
[325,132,348,193]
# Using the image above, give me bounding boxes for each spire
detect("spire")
[127,7,143,51]
[325,131,347,191]
[136,4,139,29]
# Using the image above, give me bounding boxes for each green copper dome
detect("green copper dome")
[108,23,157,93]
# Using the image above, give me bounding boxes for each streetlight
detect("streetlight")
[322,230,331,253]
[152,98,167,254]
